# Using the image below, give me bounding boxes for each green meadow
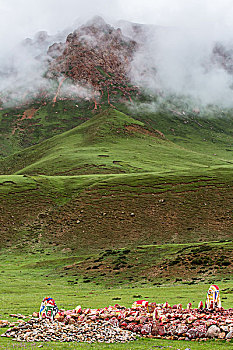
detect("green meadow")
[0,105,232,349]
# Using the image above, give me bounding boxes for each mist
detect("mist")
[129,26,233,107]
[1,0,233,107]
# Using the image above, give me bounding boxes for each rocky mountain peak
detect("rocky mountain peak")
[212,42,233,74]
[84,15,110,30]
[47,17,139,108]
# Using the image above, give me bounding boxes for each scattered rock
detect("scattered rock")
[0,320,9,328]
[206,325,220,338]
[3,318,137,343]
[226,331,233,339]
[62,248,72,253]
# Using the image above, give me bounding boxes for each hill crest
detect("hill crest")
[0,109,168,176]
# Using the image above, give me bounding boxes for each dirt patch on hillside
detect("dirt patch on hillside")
[125,124,165,139]
[12,108,39,135]
[21,108,38,120]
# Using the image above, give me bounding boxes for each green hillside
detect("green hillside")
[0,108,231,176]
[0,100,92,157]
[118,99,233,162]
[0,106,232,250]
[0,103,233,350]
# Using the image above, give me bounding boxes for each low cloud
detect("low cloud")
[1,0,233,107]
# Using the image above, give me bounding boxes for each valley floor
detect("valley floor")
[0,247,233,349]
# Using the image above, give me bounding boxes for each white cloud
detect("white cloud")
[1,0,233,46]
[1,0,233,106]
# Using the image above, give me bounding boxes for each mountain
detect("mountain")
[47,16,138,108]
[0,17,232,286]
[0,17,141,157]
[1,16,233,159]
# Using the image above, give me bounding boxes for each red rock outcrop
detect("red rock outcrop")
[47,16,139,108]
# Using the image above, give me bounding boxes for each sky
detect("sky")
[1,0,233,42]
[1,0,233,107]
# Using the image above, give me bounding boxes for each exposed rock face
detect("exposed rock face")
[47,16,139,107]
[212,42,233,74]
[47,42,66,59]
[3,16,233,109]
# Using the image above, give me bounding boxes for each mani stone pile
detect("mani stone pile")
[3,318,137,343]
[2,303,233,343]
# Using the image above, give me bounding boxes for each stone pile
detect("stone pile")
[149,306,233,341]
[2,303,233,343]
[2,318,137,343]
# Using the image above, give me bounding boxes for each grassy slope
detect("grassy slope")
[1,97,233,163]
[0,100,92,157]
[0,109,230,176]
[0,108,232,250]
[0,104,232,349]
[118,100,233,162]
[0,168,232,251]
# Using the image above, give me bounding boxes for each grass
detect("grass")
[0,243,233,312]
[0,167,232,250]
[0,99,92,157]
[0,164,232,197]
[0,109,231,176]
[0,107,231,251]
[0,338,232,349]
[118,98,233,162]
[60,241,233,286]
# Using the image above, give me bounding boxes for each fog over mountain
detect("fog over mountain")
[1,0,233,107]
